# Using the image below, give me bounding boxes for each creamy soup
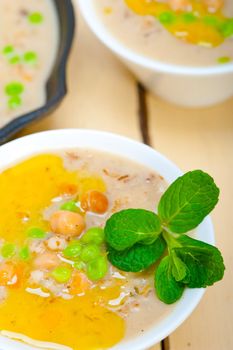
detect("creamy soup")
[94,0,233,66]
[0,149,173,350]
[0,0,59,127]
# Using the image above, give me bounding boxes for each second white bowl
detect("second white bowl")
[78,0,233,108]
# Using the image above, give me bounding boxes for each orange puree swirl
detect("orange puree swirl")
[125,0,233,47]
[0,154,125,349]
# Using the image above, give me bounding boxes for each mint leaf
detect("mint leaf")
[155,256,185,304]
[158,170,219,234]
[104,169,224,306]
[105,209,161,251]
[171,250,187,281]
[174,235,225,288]
[107,235,166,272]
[162,231,187,281]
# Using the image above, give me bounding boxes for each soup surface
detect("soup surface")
[0,149,172,350]
[94,0,233,66]
[0,0,59,127]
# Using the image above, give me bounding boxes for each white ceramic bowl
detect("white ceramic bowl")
[0,129,215,350]
[78,0,233,108]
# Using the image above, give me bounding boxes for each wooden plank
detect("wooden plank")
[148,94,233,350]
[19,12,140,140]
[149,344,162,350]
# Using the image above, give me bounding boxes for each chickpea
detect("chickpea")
[0,261,18,286]
[34,252,60,270]
[50,210,85,237]
[81,191,108,214]
[204,0,223,12]
[168,0,191,11]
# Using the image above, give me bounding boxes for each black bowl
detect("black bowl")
[0,0,75,145]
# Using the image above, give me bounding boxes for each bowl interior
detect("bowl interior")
[0,0,75,145]
[0,129,214,350]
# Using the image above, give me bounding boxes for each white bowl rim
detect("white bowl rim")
[78,0,233,76]
[0,129,215,350]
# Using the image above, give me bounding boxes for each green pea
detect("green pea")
[81,227,105,245]
[217,56,231,64]
[80,245,101,263]
[27,227,46,239]
[220,19,233,38]
[1,243,16,258]
[2,45,14,55]
[182,13,197,24]
[9,56,20,65]
[60,200,78,212]
[5,82,24,96]
[87,256,108,281]
[8,96,22,109]
[23,51,37,64]
[19,246,30,261]
[51,266,72,283]
[63,241,82,259]
[203,15,220,27]
[74,261,86,271]
[158,12,176,25]
[28,12,44,24]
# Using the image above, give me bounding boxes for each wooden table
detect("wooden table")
[19,5,233,350]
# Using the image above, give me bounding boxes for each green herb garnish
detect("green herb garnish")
[105,170,225,304]
[105,209,161,251]
[168,234,224,288]
[108,236,166,272]
[155,256,185,304]
[158,170,219,234]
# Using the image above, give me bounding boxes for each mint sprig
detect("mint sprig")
[107,236,166,272]
[155,256,185,304]
[172,235,225,288]
[158,170,219,234]
[105,209,161,251]
[105,170,225,304]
